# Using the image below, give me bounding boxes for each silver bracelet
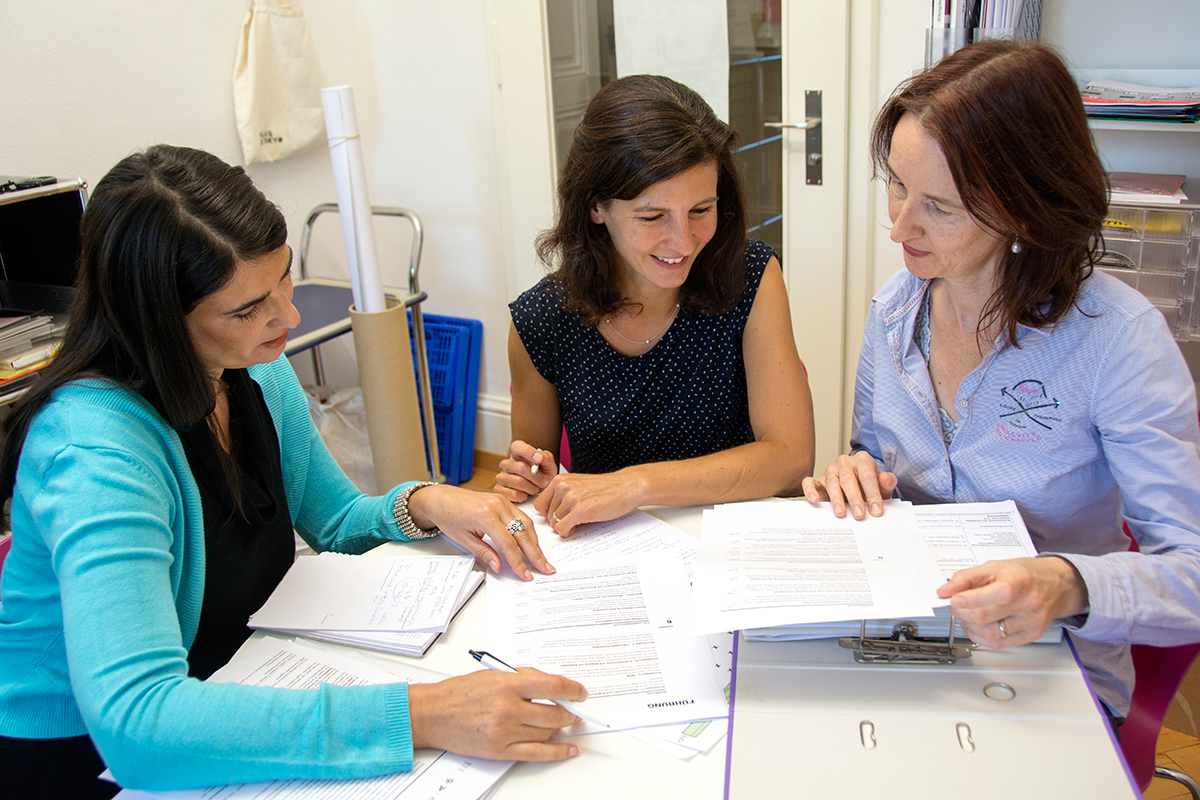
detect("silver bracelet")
[392,481,441,540]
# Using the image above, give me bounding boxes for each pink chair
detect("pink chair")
[1122,642,1200,798]
[559,427,571,472]
[1120,409,1200,800]
[0,533,10,597]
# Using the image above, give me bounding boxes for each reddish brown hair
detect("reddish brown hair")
[871,39,1108,345]
[537,75,749,325]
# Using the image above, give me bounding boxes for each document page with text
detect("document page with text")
[487,550,728,733]
[248,554,475,633]
[109,637,511,800]
[689,500,944,635]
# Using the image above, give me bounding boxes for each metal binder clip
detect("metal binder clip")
[837,617,976,664]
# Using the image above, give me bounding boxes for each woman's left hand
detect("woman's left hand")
[937,556,1089,648]
[406,484,555,581]
[533,471,642,538]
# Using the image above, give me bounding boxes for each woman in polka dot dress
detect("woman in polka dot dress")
[493,74,815,536]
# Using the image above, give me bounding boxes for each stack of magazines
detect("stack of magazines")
[0,314,65,404]
[1108,172,1189,205]
[1081,79,1200,123]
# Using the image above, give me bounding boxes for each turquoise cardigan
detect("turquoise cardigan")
[0,355,421,790]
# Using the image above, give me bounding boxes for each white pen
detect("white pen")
[468,649,609,728]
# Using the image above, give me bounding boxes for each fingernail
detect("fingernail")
[568,745,580,758]
[834,504,844,515]
[490,561,500,573]
[870,502,882,515]
[544,562,557,573]
[853,505,864,518]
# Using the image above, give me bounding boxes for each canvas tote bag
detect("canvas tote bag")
[232,0,326,164]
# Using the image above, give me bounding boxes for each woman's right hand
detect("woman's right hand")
[494,440,556,502]
[408,668,586,761]
[406,483,553,580]
[802,452,898,520]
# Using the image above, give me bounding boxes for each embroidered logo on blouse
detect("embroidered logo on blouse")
[996,379,1061,442]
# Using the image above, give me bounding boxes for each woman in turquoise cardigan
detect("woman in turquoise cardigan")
[0,145,584,798]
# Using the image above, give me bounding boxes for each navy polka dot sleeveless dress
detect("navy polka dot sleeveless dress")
[509,240,773,474]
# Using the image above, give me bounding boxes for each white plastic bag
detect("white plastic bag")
[306,386,377,495]
[232,0,326,164]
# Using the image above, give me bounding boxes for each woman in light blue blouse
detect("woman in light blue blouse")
[803,40,1200,724]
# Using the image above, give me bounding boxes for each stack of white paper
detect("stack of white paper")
[742,500,1060,644]
[248,553,479,657]
[689,500,946,636]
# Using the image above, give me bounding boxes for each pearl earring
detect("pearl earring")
[1011,239,1022,254]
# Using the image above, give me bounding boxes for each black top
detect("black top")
[180,368,294,680]
[510,239,773,474]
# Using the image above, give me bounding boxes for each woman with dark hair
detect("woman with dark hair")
[803,40,1200,726]
[494,75,815,534]
[0,145,586,798]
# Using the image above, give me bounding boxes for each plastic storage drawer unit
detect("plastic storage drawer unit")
[1100,185,1199,341]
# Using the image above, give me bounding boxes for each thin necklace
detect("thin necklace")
[605,303,680,346]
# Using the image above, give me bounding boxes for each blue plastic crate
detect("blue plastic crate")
[408,311,482,485]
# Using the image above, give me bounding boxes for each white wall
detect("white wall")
[1,0,517,453]
[864,1,932,296]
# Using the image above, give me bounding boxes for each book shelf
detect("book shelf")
[1041,0,1200,353]
[1089,119,1200,134]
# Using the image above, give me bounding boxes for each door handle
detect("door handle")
[768,91,824,185]
[764,118,822,130]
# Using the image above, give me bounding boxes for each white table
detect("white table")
[369,504,728,800]
[290,503,1138,800]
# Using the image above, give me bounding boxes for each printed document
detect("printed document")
[487,549,728,734]
[280,571,484,657]
[505,505,729,757]
[521,504,700,577]
[108,637,511,800]
[689,500,945,635]
[914,500,1039,578]
[743,500,1059,643]
[248,553,475,633]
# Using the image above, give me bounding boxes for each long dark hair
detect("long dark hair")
[871,39,1108,345]
[0,145,287,502]
[537,74,749,325]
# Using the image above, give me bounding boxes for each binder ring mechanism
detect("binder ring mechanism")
[838,617,977,664]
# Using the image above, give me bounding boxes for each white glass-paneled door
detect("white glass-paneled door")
[485,0,853,468]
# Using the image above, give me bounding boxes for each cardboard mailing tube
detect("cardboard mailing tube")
[349,297,429,491]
